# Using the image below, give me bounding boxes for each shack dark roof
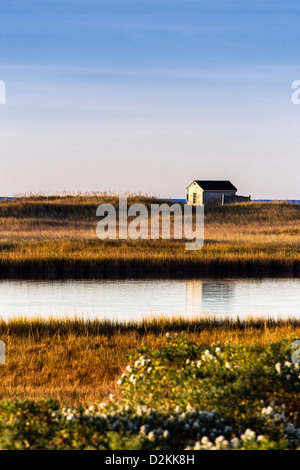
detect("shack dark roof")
[193,180,237,191]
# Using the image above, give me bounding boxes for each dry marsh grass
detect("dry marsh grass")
[0,316,299,406]
[0,196,299,277]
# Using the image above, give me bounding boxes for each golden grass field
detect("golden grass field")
[0,195,299,276]
[0,316,299,406]
[0,196,298,406]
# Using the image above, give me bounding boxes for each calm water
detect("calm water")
[0,278,299,321]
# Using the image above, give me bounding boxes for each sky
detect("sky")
[0,0,300,199]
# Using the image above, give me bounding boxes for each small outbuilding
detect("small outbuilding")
[186,180,250,205]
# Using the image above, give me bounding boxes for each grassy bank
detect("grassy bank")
[0,321,299,449]
[0,195,299,277]
[0,317,300,405]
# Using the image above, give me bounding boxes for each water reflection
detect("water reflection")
[185,280,235,314]
[0,278,298,321]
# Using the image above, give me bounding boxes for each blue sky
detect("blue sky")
[0,0,300,198]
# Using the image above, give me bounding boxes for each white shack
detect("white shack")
[186,180,250,205]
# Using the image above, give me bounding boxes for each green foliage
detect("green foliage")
[0,334,299,449]
[122,335,300,425]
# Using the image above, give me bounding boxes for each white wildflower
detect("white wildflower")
[262,406,273,416]
[139,425,149,435]
[186,404,194,412]
[148,431,156,442]
[275,363,281,374]
[241,429,256,441]
[201,436,210,445]
[230,437,240,448]
[129,374,137,384]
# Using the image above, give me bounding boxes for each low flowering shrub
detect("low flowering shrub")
[0,333,299,449]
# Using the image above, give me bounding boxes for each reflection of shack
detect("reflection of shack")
[185,281,203,309]
[185,280,235,314]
